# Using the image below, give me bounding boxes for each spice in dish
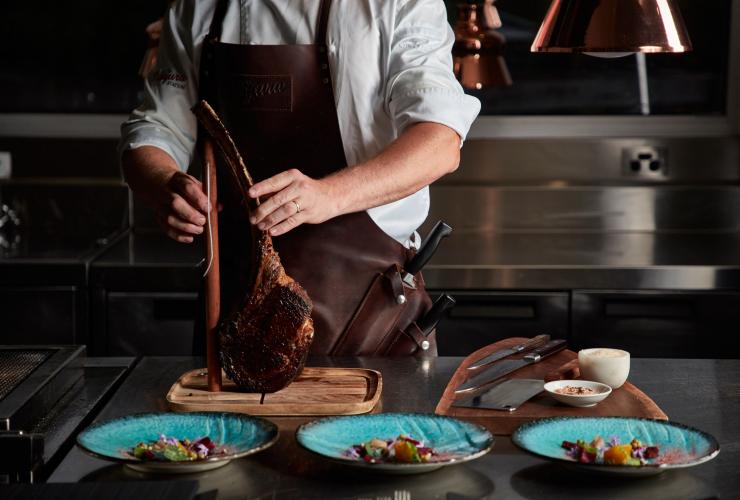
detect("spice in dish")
[555,385,597,395]
[129,435,228,462]
[344,435,449,464]
[561,436,659,466]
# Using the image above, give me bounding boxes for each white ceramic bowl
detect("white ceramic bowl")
[578,348,630,389]
[543,380,612,407]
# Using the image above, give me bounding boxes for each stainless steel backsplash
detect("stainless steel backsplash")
[429,137,740,233]
[447,137,740,185]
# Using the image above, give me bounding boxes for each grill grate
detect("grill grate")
[0,350,53,401]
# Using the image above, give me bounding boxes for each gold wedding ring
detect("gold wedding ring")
[292,200,301,214]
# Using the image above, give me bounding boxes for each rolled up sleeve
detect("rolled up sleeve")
[386,0,480,141]
[118,0,200,171]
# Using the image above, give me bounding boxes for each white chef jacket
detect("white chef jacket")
[120,0,480,247]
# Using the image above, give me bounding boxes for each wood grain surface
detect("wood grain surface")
[167,367,382,416]
[435,338,668,435]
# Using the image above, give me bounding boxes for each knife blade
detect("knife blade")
[402,221,452,288]
[454,339,567,395]
[453,378,545,412]
[467,334,550,371]
[415,293,456,351]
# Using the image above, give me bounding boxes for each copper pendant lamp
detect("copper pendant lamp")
[453,0,513,90]
[531,0,692,55]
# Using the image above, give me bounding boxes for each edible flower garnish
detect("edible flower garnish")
[561,435,660,466]
[344,435,442,464]
[130,435,227,462]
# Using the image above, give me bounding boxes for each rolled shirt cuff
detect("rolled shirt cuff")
[389,87,481,144]
[118,121,192,172]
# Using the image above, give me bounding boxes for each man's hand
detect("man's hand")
[122,147,210,244]
[154,171,210,243]
[249,169,339,236]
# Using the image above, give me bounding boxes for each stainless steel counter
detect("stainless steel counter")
[48,356,740,499]
[423,185,740,290]
[422,231,740,290]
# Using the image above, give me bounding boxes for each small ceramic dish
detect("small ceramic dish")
[544,380,612,407]
[77,412,278,474]
[296,413,494,474]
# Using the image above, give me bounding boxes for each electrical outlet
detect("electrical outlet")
[622,147,667,179]
[0,151,11,179]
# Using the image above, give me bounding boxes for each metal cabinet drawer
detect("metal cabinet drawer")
[572,290,740,358]
[0,287,79,344]
[429,291,568,356]
[105,292,197,356]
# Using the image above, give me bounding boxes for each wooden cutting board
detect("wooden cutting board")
[167,367,381,416]
[435,338,667,435]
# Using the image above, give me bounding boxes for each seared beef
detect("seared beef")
[193,100,314,393]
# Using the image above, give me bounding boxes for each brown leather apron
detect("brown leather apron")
[196,0,434,356]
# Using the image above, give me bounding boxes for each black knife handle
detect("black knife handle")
[418,293,456,336]
[523,339,567,362]
[406,221,452,276]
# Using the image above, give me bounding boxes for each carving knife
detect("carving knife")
[467,334,550,372]
[454,339,567,395]
[402,220,452,289]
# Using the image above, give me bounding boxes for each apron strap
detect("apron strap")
[316,0,333,46]
[207,0,229,42]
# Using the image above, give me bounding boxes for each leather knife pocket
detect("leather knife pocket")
[330,264,409,356]
[382,323,437,357]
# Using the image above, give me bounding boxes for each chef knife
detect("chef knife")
[416,293,456,351]
[454,339,567,395]
[402,220,452,288]
[467,334,550,372]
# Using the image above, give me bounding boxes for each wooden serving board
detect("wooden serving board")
[435,338,667,435]
[167,367,382,416]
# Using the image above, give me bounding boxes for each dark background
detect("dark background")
[0,0,731,115]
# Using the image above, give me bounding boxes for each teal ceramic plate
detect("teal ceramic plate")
[512,416,720,476]
[296,413,494,474]
[77,412,278,474]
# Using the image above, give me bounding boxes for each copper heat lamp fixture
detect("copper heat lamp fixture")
[453,0,513,89]
[531,0,692,56]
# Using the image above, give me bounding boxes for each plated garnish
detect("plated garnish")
[561,436,659,466]
[130,434,228,462]
[345,435,450,464]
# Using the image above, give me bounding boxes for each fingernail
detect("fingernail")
[249,217,256,224]
[198,217,206,225]
[196,227,203,234]
[257,223,265,230]
[248,189,256,197]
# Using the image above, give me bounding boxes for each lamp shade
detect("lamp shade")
[453,1,513,90]
[531,0,692,54]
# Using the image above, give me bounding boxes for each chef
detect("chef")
[120,0,480,355]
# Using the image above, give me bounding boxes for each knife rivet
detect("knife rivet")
[396,294,407,305]
[421,340,430,350]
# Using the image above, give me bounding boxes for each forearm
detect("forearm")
[327,122,461,216]
[121,146,181,205]
[121,145,209,243]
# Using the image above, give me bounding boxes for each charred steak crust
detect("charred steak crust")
[193,100,315,393]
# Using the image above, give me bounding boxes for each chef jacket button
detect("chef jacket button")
[321,63,328,70]
[396,294,406,305]
[322,78,330,84]
[329,44,337,53]
[421,340,430,351]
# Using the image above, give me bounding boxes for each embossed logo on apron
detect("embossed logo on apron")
[230,74,292,111]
